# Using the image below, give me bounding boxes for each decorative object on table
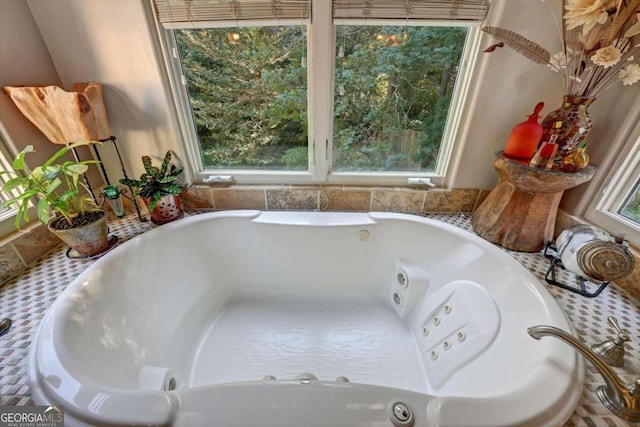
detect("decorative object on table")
[0,142,114,258]
[529,134,559,170]
[119,151,184,226]
[2,82,147,222]
[2,82,111,144]
[560,140,590,173]
[503,101,544,161]
[543,224,635,298]
[3,82,110,200]
[591,316,630,368]
[540,95,594,158]
[471,151,596,252]
[482,1,640,157]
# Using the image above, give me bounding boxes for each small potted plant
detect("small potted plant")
[120,151,184,225]
[0,141,111,257]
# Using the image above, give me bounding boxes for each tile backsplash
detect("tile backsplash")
[0,222,61,285]
[180,185,488,213]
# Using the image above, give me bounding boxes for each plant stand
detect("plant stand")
[3,82,147,222]
[89,136,147,222]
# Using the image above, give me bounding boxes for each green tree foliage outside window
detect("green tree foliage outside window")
[619,179,640,225]
[175,25,466,172]
[334,26,467,172]
[176,26,308,170]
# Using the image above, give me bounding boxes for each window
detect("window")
[585,118,640,248]
[332,25,467,173]
[151,0,489,184]
[0,138,20,236]
[618,179,640,225]
[175,25,308,171]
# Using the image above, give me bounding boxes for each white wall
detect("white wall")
[25,0,180,186]
[4,0,640,214]
[0,0,62,164]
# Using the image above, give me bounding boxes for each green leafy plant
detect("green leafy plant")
[119,151,183,210]
[0,141,100,228]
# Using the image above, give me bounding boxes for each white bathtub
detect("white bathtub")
[29,211,583,426]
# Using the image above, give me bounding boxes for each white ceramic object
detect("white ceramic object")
[556,224,611,276]
[29,211,583,427]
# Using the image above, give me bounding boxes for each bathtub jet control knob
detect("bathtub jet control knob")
[295,372,318,383]
[389,402,414,426]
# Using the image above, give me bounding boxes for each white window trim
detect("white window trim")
[151,0,484,186]
[0,135,20,236]
[584,107,640,249]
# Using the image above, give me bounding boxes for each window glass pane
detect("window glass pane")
[618,177,640,226]
[175,26,308,170]
[333,26,467,172]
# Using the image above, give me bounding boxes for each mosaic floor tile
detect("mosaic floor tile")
[0,211,638,427]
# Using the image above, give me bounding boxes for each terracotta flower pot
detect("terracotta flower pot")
[143,194,184,225]
[48,209,110,257]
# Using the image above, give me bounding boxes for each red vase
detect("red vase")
[503,102,544,161]
[540,95,595,159]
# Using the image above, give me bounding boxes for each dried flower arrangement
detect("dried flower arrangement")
[483,0,640,98]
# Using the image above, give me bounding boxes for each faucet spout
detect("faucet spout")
[528,325,640,423]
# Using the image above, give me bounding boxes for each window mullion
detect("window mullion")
[309,0,334,182]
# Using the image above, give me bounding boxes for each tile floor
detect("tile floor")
[0,210,639,426]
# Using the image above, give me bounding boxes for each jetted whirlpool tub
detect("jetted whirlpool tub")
[29,211,583,426]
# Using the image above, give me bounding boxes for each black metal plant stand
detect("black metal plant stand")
[69,135,147,222]
[543,242,610,298]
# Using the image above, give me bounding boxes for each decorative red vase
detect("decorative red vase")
[503,101,544,161]
[540,95,595,159]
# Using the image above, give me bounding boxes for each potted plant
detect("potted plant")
[0,141,110,257]
[119,151,184,225]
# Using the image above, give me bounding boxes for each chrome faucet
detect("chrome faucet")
[528,325,640,423]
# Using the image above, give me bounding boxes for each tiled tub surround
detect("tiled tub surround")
[3,185,636,297]
[179,185,488,212]
[0,186,489,287]
[8,185,639,298]
[182,185,640,299]
[0,223,61,285]
[0,210,638,426]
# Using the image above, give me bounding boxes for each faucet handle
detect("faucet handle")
[608,316,630,344]
[592,316,630,367]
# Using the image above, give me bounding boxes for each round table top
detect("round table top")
[493,150,596,193]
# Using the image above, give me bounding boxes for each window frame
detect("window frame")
[584,116,640,249]
[0,135,21,236]
[152,0,484,186]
